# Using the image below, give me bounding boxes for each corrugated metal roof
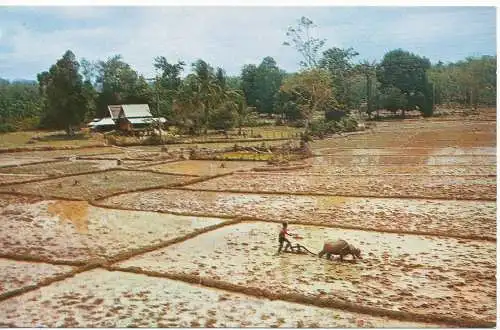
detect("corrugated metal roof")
[127,117,166,125]
[107,105,122,119]
[121,104,152,118]
[88,117,115,127]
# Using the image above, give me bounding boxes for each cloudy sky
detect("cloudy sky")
[0,6,496,80]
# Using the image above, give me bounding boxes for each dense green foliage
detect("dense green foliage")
[428,56,496,107]
[37,50,89,135]
[376,49,433,117]
[0,17,496,134]
[0,79,42,132]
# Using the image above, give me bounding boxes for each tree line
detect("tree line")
[0,16,496,134]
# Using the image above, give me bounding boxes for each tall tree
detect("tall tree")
[283,16,326,68]
[240,57,284,114]
[319,47,359,108]
[280,68,334,129]
[377,49,433,117]
[95,55,152,118]
[37,50,88,135]
[215,67,227,90]
[153,56,185,118]
[241,64,259,108]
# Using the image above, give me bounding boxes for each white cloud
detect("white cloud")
[0,6,495,80]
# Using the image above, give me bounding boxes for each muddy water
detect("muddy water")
[308,155,496,166]
[146,160,262,176]
[100,189,496,239]
[315,147,496,156]
[185,172,497,200]
[0,258,74,296]
[0,174,48,185]
[0,170,191,200]
[117,222,496,322]
[286,165,497,176]
[0,160,119,176]
[0,269,446,328]
[0,197,225,263]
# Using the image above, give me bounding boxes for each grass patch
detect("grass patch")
[0,130,106,148]
[220,152,274,161]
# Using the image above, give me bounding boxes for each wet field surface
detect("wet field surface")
[99,189,496,240]
[116,222,496,322]
[0,111,496,327]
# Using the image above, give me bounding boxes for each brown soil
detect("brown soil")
[98,189,495,240]
[116,222,496,324]
[0,269,448,328]
[145,160,264,176]
[0,111,496,327]
[0,160,120,176]
[0,170,193,200]
[0,258,74,297]
[182,172,496,200]
[0,196,225,263]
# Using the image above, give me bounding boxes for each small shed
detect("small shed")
[107,104,166,131]
[88,117,116,131]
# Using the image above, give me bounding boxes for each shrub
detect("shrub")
[340,116,359,132]
[325,109,347,121]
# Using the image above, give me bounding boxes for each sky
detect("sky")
[0,5,496,80]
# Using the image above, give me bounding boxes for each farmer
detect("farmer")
[276,222,295,254]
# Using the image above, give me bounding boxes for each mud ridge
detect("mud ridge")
[0,253,86,267]
[104,218,243,265]
[249,172,496,177]
[175,187,497,202]
[306,162,497,167]
[113,167,200,177]
[59,151,124,159]
[0,261,101,302]
[0,168,113,187]
[235,218,497,242]
[251,164,312,172]
[0,159,66,170]
[163,137,297,145]
[190,156,278,162]
[129,158,185,169]
[0,144,108,154]
[0,190,84,201]
[92,171,239,202]
[89,200,237,221]
[107,266,495,328]
[76,156,158,161]
[88,202,496,242]
[312,154,497,158]
[316,147,495,151]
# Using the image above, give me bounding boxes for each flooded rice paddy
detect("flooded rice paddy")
[0,113,496,327]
